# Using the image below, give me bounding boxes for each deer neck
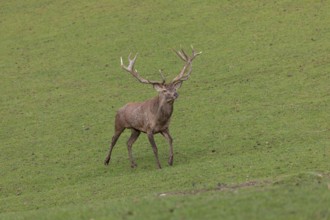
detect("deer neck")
[153,95,174,120]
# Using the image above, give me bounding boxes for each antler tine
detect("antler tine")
[159,69,166,84]
[127,53,137,70]
[172,48,187,62]
[120,53,164,85]
[171,47,201,83]
[190,46,202,61]
[180,49,189,61]
[177,65,192,81]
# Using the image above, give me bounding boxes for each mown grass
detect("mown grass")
[1,0,329,219]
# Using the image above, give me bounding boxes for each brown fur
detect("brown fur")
[104,48,201,169]
[104,83,179,169]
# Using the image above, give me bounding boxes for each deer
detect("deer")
[104,47,201,169]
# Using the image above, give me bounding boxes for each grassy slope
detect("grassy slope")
[1,0,329,219]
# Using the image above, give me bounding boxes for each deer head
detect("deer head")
[120,47,201,103]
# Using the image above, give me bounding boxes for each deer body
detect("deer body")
[116,95,174,134]
[104,48,201,169]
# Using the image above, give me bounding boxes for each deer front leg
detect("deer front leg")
[127,129,140,168]
[147,132,162,169]
[161,129,174,166]
[104,128,124,166]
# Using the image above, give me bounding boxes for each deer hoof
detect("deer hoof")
[130,163,138,168]
[168,157,173,166]
[104,157,110,166]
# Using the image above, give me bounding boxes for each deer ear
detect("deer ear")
[153,83,165,92]
[173,81,182,90]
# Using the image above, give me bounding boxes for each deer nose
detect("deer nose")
[174,92,179,99]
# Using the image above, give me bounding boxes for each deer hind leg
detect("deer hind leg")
[127,129,140,168]
[147,132,162,169]
[161,129,174,166]
[104,127,125,166]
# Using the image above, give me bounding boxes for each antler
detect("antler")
[171,46,202,83]
[120,53,165,85]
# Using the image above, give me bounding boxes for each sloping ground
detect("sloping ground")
[1,0,329,219]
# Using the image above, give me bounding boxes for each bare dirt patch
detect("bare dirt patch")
[158,180,271,197]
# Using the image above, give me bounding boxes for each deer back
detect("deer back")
[116,95,173,133]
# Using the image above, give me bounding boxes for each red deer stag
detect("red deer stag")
[104,47,201,169]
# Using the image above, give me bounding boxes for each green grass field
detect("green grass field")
[1,0,329,219]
